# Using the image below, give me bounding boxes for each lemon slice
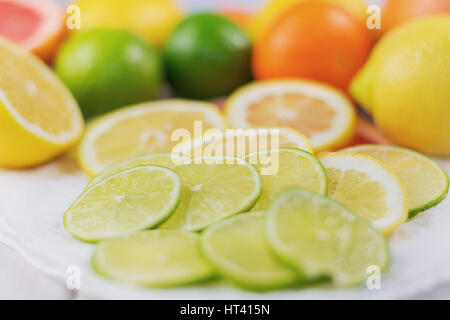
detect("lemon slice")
[160,156,262,231]
[224,80,356,152]
[245,148,327,211]
[87,152,176,187]
[266,188,390,287]
[0,37,84,167]
[78,99,226,176]
[92,230,215,287]
[342,145,449,217]
[64,165,182,242]
[202,211,300,291]
[319,152,408,233]
[172,127,313,159]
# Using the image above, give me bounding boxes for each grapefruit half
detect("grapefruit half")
[0,0,66,61]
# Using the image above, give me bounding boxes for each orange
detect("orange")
[248,0,369,41]
[252,1,372,91]
[379,0,450,37]
[0,0,66,62]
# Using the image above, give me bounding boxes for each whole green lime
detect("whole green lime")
[164,13,252,99]
[55,29,164,118]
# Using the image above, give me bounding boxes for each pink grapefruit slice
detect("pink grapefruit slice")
[0,0,66,61]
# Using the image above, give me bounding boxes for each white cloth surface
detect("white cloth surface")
[0,153,450,299]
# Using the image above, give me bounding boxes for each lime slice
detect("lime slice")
[88,152,175,187]
[342,145,449,217]
[64,165,181,242]
[202,211,300,291]
[245,148,327,211]
[92,230,215,287]
[160,156,262,231]
[266,188,390,287]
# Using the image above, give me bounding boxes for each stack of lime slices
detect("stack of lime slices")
[65,100,448,291]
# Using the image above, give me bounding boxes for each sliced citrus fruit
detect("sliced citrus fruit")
[172,127,313,160]
[341,145,449,217]
[202,211,300,291]
[0,37,84,168]
[78,99,226,176]
[224,79,356,152]
[160,156,262,231]
[266,188,390,287]
[87,152,176,187]
[0,0,66,61]
[245,148,327,211]
[92,230,215,287]
[319,152,408,233]
[64,165,181,242]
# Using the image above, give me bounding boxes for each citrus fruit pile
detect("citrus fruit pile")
[0,0,449,295]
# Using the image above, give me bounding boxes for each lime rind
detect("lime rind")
[201,211,302,291]
[342,144,449,218]
[64,165,182,242]
[266,188,390,287]
[409,174,449,218]
[92,230,216,288]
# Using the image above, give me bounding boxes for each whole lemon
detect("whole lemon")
[73,0,184,49]
[350,16,450,156]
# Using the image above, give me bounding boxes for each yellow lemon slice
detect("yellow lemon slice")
[0,37,84,167]
[319,152,408,233]
[342,145,449,217]
[224,79,356,152]
[78,99,226,176]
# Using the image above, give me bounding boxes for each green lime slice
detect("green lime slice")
[64,165,181,242]
[202,211,300,291]
[266,188,390,287]
[160,156,262,231]
[92,230,215,287]
[342,145,449,217]
[87,152,175,187]
[245,148,327,211]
